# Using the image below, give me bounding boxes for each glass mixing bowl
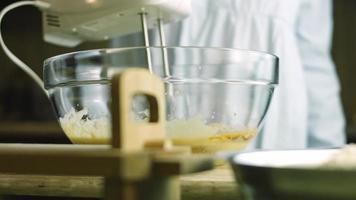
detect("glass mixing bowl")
[44,47,278,153]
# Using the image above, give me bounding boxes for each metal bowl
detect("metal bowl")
[230,148,356,200]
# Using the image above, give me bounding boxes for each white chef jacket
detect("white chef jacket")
[113,0,345,149]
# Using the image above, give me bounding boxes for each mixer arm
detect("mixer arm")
[39,0,191,47]
[0,0,188,95]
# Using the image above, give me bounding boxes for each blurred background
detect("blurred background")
[0,0,355,143]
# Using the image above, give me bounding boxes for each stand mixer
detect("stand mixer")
[0,0,278,153]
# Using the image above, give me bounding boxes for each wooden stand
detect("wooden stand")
[0,69,214,200]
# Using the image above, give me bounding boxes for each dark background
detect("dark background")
[0,0,109,143]
[332,0,356,140]
[0,0,355,143]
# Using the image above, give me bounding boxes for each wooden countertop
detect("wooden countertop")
[181,166,240,200]
[0,167,240,200]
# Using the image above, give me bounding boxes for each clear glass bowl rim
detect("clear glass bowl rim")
[44,46,278,64]
[43,46,279,89]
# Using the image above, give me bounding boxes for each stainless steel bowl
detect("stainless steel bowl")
[230,148,355,200]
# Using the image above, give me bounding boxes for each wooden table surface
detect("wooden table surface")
[0,167,240,200]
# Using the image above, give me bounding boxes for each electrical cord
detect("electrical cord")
[0,1,50,96]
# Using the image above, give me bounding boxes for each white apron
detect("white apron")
[113,0,345,149]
